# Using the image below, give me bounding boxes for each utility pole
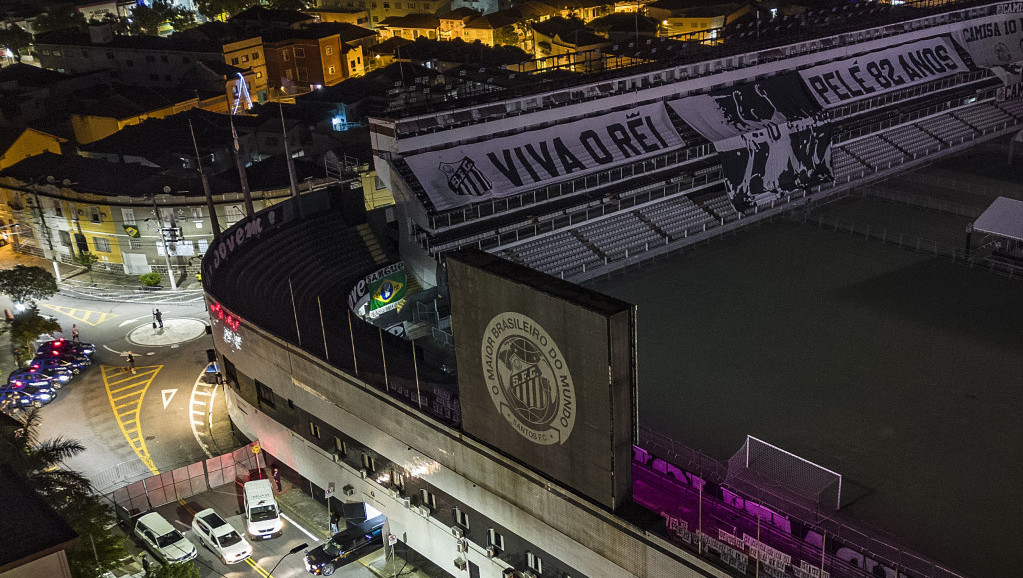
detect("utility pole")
[151,192,178,291]
[28,187,61,283]
[189,120,221,240]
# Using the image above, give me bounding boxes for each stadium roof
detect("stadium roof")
[973,196,1023,242]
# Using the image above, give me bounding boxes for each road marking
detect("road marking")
[119,315,151,328]
[281,513,319,542]
[103,345,125,355]
[102,364,164,475]
[40,303,118,326]
[161,389,177,409]
[189,373,218,459]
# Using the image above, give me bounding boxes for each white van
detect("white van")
[243,479,283,539]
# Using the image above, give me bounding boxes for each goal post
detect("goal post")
[729,435,842,511]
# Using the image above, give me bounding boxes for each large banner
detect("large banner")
[950,13,1023,84]
[404,103,684,211]
[798,37,967,108]
[667,74,832,211]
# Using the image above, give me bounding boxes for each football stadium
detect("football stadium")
[203,2,1023,577]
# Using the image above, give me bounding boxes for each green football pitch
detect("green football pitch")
[590,220,1023,578]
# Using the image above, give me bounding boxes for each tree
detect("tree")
[194,0,256,21]
[33,4,88,34]
[0,265,58,305]
[0,24,33,61]
[99,13,130,35]
[148,562,201,578]
[129,0,196,36]
[10,306,62,349]
[266,0,309,10]
[0,410,129,578]
[71,252,100,283]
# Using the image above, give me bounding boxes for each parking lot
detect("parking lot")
[130,481,399,578]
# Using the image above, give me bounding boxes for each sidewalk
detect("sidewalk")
[0,244,204,304]
[274,479,437,578]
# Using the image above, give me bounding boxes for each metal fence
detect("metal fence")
[103,442,261,521]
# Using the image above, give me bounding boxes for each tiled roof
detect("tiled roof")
[0,63,69,87]
[378,13,441,29]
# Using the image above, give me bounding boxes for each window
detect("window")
[309,421,320,438]
[418,489,436,510]
[122,208,135,225]
[350,60,356,69]
[182,56,190,63]
[424,2,430,8]
[190,207,203,219]
[383,2,390,7]
[295,48,305,58]
[357,56,362,65]
[453,506,469,530]
[409,2,415,7]
[325,46,332,55]
[256,71,263,78]
[129,238,142,250]
[333,436,346,456]
[161,55,168,62]
[149,73,159,81]
[59,231,72,247]
[197,238,209,254]
[487,529,504,552]
[145,55,155,62]
[126,59,133,67]
[241,54,249,62]
[361,453,375,472]
[255,381,275,408]
[526,552,542,574]
[251,51,259,60]
[52,50,60,56]
[231,57,239,65]
[328,65,336,75]
[53,201,63,217]
[106,52,114,59]
[93,237,110,252]
[164,75,172,82]
[282,50,290,62]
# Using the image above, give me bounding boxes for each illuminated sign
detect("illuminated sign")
[210,301,240,331]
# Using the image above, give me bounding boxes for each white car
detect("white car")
[134,512,197,564]
[191,508,253,564]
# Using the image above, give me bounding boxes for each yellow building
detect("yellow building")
[0,128,66,171]
[70,85,205,145]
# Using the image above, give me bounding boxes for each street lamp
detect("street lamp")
[267,542,308,576]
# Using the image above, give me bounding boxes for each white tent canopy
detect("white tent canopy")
[973,197,1023,242]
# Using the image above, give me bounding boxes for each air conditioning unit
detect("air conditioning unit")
[332,451,342,463]
[451,526,464,539]
[415,505,431,517]
[359,469,368,479]
[387,488,400,499]
[401,497,412,509]
[501,569,518,578]
[522,572,539,578]
[342,484,355,497]
[454,557,467,571]
[455,539,467,553]
[486,546,497,558]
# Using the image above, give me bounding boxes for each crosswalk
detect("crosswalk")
[102,364,164,475]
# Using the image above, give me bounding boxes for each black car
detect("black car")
[303,515,385,575]
[36,339,95,358]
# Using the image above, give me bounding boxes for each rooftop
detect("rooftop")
[0,463,78,573]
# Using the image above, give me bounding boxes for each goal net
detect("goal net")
[726,435,842,511]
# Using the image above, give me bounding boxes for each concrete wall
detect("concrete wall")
[211,303,732,578]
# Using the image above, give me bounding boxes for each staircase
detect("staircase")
[357,224,388,265]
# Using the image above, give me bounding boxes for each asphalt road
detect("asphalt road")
[19,293,234,489]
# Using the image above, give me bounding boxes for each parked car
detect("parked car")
[36,339,95,358]
[29,357,77,380]
[303,514,386,575]
[134,512,197,564]
[9,368,65,390]
[0,383,56,408]
[33,354,88,374]
[191,509,252,564]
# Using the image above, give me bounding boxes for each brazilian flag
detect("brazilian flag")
[369,270,406,312]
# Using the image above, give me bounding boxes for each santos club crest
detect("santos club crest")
[481,313,575,445]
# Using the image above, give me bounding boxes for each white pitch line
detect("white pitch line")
[281,513,320,542]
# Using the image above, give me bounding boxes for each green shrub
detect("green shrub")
[139,272,162,287]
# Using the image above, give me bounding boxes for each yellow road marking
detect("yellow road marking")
[40,303,118,326]
[177,499,271,577]
[102,364,163,475]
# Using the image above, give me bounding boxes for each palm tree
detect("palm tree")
[0,409,92,500]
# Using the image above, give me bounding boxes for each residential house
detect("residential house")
[644,0,751,38]
[0,128,66,170]
[304,7,372,27]
[263,24,366,96]
[554,0,615,22]
[69,84,207,145]
[377,13,441,40]
[437,8,480,40]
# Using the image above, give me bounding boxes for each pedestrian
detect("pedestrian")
[4,308,12,322]
[71,324,80,344]
[272,466,282,492]
[140,553,150,576]
[329,510,340,534]
[126,353,136,375]
[154,309,163,328]
[11,347,21,368]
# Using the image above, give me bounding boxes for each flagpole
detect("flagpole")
[289,278,301,346]
[411,338,422,409]
[379,327,388,391]
[318,296,329,362]
[347,309,358,376]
